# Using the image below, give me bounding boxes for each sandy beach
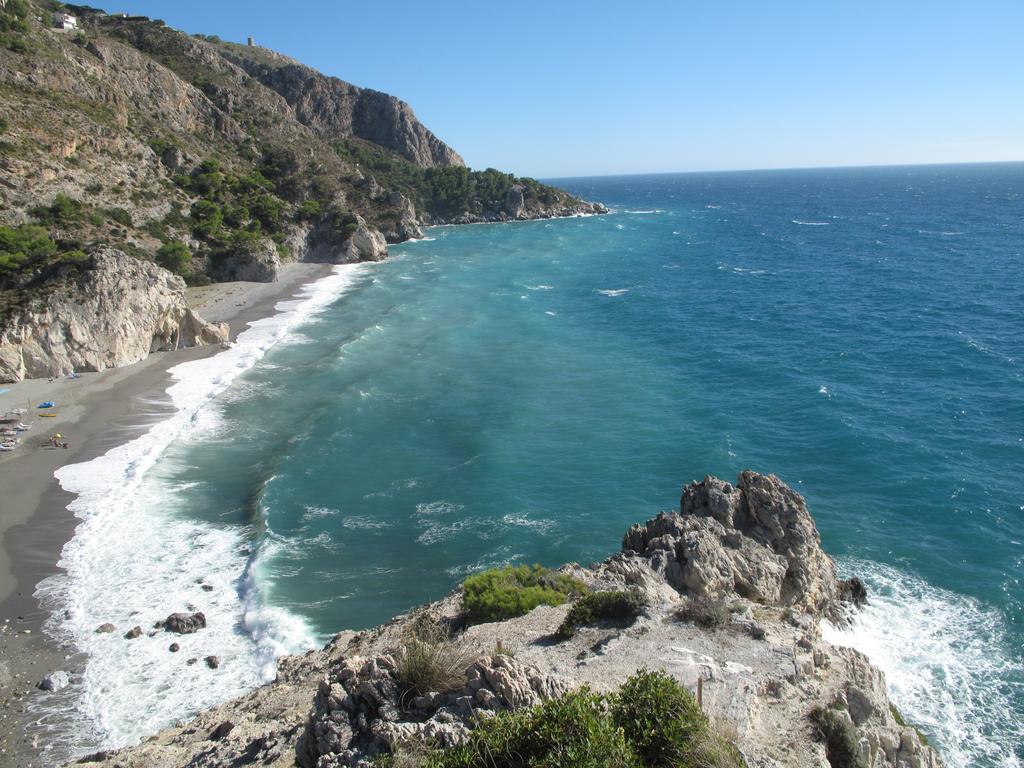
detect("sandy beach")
[0,262,333,765]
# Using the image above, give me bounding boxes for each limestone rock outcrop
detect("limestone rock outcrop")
[0,248,228,383]
[300,652,569,767]
[502,184,527,218]
[221,57,465,169]
[305,217,388,264]
[621,471,859,618]
[378,192,424,243]
[341,218,388,263]
[208,237,281,283]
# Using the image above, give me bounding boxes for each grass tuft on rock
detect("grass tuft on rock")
[461,564,588,624]
[556,589,647,639]
[676,596,733,628]
[394,617,474,704]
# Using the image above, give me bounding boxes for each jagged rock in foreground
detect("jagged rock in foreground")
[0,247,227,382]
[73,473,940,768]
[619,471,863,618]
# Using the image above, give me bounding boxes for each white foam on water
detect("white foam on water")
[341,515,393,530]
[33,264,372,759]
[596,288,629,297]
[822,557,1024,768]
[501,513,555,534]
[792,219,831,226]
[444,546,521,578]
[302,505,340,522]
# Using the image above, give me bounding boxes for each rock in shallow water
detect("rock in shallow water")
[160,612,207,634]
[38,671,70,691]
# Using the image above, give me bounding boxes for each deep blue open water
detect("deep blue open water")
[46,164,1024,765]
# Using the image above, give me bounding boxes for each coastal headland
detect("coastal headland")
[65,472,942,768]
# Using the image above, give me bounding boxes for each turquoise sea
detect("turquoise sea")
[41,164,1024,766]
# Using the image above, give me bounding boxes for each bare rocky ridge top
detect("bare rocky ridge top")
[74,473,942,768]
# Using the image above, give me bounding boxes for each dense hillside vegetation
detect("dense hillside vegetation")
[0,0,603,295]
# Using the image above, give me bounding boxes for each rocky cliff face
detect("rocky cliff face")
[74,473,943,768]
[220,55,465,169]
[208,237,282,282]
[620,472,861,618]
[0,247,227,382]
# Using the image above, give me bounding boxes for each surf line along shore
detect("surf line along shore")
[0,262,335,762]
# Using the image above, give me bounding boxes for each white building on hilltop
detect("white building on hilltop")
[52,12,77,31]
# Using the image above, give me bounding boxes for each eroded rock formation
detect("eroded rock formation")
[0,247,228,382]
[208,237,282,283]
[620,471,861,618]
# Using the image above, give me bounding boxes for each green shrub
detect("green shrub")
[394,618,474,703]
[461,564,588,624]
[889,703,905,727]
[30,194,86,227]
[190,199,224,239]
[105,207,133,227]
[0,224,56,282]
[888,704,929,747]
[297,198,322,221]
[0,117,7,134]
[378,670,745,768]
[155,241,192,277]
[327,206,360,242]
[556,589,647,639]
[0,225,87,289]
[4,35,30,53]
[430,687,640,768]
[676,597,732,628]
[810,706,867,768]
[0,0,29,37]
[613,670,742,768]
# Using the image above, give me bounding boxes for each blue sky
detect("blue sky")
[109,1,1023,178]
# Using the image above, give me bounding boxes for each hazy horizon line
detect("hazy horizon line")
[538,158,1024,182]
